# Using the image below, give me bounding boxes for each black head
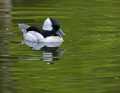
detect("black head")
[50,18,60,31]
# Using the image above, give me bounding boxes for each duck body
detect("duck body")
[18,18,64,50]
[44,36,64,47]
[24,31,63,49]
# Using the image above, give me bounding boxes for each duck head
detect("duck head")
[42,17,65,37]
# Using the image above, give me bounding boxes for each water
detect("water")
[0,0,120,93]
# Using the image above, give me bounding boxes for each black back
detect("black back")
[26,26,41,33]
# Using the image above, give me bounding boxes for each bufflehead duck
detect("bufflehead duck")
[18,18,64,49]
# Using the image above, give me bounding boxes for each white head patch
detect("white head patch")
[42,17,53,31]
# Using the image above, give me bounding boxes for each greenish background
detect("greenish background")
[1,0,120,93]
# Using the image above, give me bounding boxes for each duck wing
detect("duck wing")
[23,31,45,49]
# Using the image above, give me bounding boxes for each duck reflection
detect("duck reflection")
[41,47,64,64]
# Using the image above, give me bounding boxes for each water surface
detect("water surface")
[1,0,120,93]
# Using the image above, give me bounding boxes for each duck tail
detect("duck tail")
[18,23,30,34]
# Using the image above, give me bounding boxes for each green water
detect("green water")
[1,0,120,93]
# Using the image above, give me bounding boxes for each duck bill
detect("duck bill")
[56,29,65,37]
